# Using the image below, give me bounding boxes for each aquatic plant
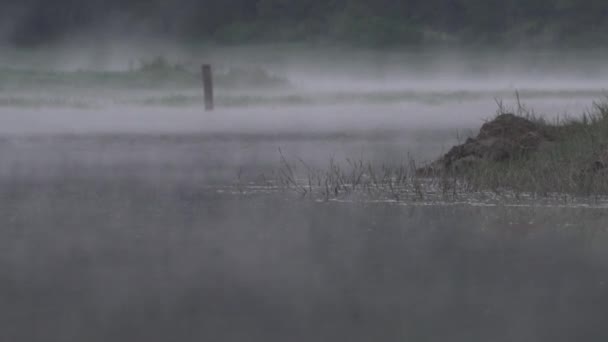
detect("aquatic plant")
[275,99,608,201]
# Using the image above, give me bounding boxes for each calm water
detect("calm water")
[1,180,608,342]
[1,88,608,341]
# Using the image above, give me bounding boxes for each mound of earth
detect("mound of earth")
[422,113,555,174]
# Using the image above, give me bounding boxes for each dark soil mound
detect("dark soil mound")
[423,114,555,174]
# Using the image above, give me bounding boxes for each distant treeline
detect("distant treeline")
[3,0,608,46]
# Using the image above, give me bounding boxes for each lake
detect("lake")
[1,66,608,341]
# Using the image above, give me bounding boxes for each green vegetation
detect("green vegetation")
[0,58,197,90]
[5,0,608,47]
[0,96,92,108]
[277,101,608,201]
[461,102,608,197]
[0,58,288,91]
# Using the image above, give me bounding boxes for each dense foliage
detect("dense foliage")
[2,0,608,46]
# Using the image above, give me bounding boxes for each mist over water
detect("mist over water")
[2,43,608,341]
[2,45,607,134]
[1,46,604,183]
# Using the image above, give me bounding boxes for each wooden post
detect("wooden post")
[202,64,214,111]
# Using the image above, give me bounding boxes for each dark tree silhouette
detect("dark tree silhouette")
[2,0,608,46]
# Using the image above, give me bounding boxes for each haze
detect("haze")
[2,2,608,342]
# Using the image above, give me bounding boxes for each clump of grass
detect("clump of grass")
[461,97,608,197]
[274,148,468,202]
[274,98,608,201]
[379,93,608,199]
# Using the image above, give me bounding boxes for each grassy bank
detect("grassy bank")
[275,101,608,201]
[461,101,608,197]
[0,58,288,91]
